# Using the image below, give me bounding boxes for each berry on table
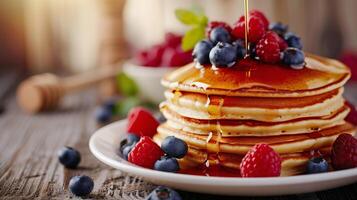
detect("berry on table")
[95,107,112,123]
[58,146,81,169]
[256,31,281,63]
[232,16,266,43]
[206,21,232,38]
[306,157,329,174]
[284,32,303,50]
[232,40,246,59]
[209,27,231,44]
[209,42,237,68]
[161,136,188,158]
[269,22,288,36]
[154,156,180,173]
[146,186,182,200]
[331,133,357,170]
[282,48,305,69]
[127,107,160,137]
[192,40,214,65]
[240,143,281,177]
[128,136,164,169]
[69,175,94,197]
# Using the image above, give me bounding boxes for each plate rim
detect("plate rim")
[89,119,357,187]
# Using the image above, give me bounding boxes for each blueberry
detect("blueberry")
[69,175,94,197]
[269,22,288,36]
[284,32,303,50]
[232,40,246,59]
[209,27,231,44]
[307,157,329,174]
[58,146,81,168]
[161,136,188,158]
[103,99,116,112]
[157,113,167,123]
[282,48,305,69]
[95,107,112,123]
[146,186,182,200]
[127,133,140,145]
[192,40,213,65]
[154,156,180,173]
[122,142,136,160]
[209,42,237,68]
[248,43,257,59]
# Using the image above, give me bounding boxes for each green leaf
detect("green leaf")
[175,9,201,25]
[116,72,138,97]
[181,25,205,51]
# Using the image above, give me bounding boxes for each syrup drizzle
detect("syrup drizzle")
[244,0,250,57]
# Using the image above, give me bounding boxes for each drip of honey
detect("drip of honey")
[244,0,250,56]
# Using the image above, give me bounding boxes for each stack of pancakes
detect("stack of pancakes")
[153,54,355,176]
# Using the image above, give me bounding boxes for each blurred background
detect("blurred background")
[1,0,357,117]
[1,0,357,72]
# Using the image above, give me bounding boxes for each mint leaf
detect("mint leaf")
[182,25,205,51]
[116,72,138,96]
[175,9,201,25]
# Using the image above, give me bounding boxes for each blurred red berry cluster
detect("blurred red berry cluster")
[340,51,357,81]
[135,33,193,67]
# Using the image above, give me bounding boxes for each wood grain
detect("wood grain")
[0,75,356,200]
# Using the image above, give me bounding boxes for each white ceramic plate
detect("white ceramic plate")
[89,120,357,196]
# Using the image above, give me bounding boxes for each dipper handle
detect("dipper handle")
[17,64,122,113]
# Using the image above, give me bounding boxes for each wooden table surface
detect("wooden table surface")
[0,74,356,200]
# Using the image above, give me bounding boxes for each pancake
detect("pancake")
[162,55,350,98]
[161,105,349,136]
[163,88,345,122]
[177,147,332,176]
[155,122,355,155]
[155,53,354,176]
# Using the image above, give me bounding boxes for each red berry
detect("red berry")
[331,133,357,170]
[346,101,357,125]
[232,16,266,43]
[128,136,164,169]
[238,10,269,30]
[240,143,281,177]
[161,47,192,67]
[135,45,164,67]
[206,21,232,37]
[164,33,182,48]
[256,31,282,63]
[127,107,159,137]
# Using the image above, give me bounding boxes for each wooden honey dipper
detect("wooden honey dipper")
[17,65,122,113]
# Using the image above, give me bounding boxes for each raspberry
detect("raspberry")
[331,134,357,170]
[164,33,182,48]
[346,101,357,125]
[127,107,159,137]
[238,10,269,30]
[240,143,281,177]
[206,21,232,38]
[232,16,266,43]
[256,31,282,63]
[128,136,164,169]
